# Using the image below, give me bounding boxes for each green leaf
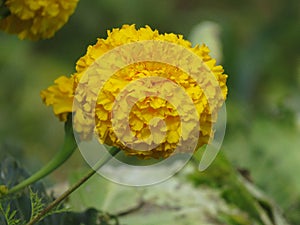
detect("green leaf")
[0,155,119,225]
[68,169,142,213]
[68,162,277,225]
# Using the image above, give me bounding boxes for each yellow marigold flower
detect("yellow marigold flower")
[41,24,228,159]
[0,0,78,40]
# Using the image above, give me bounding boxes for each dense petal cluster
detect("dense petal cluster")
[41,24,228,159]
[0,0,78,40]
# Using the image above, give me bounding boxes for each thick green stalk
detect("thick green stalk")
[7,118,77,195]
[26,147,121,225]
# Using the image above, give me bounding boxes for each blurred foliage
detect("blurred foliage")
[0,155,119,225]
[0,150,289,225]
[0,0,299,224]
[67,152,289,225]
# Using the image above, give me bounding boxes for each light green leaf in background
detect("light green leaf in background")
[67,158,290,225]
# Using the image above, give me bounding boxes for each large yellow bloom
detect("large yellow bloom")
[0,0,78,40]
[41,24,228,159]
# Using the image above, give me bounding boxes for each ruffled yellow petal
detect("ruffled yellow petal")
[40,76,74,121]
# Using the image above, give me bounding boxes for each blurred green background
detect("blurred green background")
[0,0,299,223]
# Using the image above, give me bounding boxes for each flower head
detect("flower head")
[0,0,78,40]
[41,24,228,159]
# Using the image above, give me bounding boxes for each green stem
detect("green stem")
[26,147,121,225]
[7,118,77,195]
